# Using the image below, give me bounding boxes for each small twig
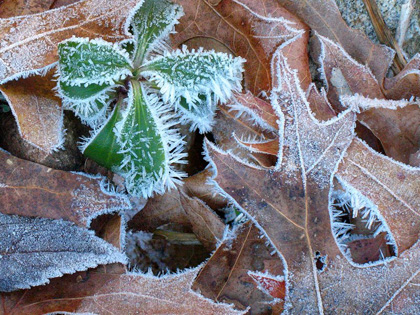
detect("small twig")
[396,0,414,48]
[362,0,407,73]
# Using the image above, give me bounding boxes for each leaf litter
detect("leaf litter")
[0,0,419,314]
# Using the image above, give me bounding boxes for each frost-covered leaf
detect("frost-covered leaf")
[82,101,124,169]
[0,149,131,228]
[316,34,420,164]
[193,222,285,314]
[0,213,126,292]
[276,0,395,82]
[177,94,217,133]
[0,0,142,152]
[130,0,184,65]
[0,0,56,18]
[142,48,244,111]
[384,55,420,100]
[0,70,64,152]
[128,182,225,251]
[58,80,116,128]
[116,81,185,197]
[172,0,311,94]
[336,138,420,253]
[0,0,141,83]
[58,38,132,86]
[212,93,278,167]
[0,266,244,314]
[206,46,420,313]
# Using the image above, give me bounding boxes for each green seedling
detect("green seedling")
[56,0,244,198]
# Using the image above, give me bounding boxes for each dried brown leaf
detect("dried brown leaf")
[128,183,225,252]
[206,50,420,313]
[276,0,395,82]
[0,0,56,18]
[0,71,63,152]
[384,55,420,100]
[0,149,130,227]
[193,222,285,314]
[0,213,125,292]
[1,267,243,314]
[336,138,420,252]
[316,34,420,164]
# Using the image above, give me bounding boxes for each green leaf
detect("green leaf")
[141,48,244,110]
[58,38,132,86]
[129,0,183,66]
[177,94,217,133]
[58,81,117,128]
[115,80,185,197]
[82,100,124,170]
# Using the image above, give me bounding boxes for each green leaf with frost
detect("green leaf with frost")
[82,101,124,169]
[58,81,116,127]
[129,0,183,66]
[115,80,186,197]
[177,95,217,133]
[141,48,244,110]
[58,38,132,86]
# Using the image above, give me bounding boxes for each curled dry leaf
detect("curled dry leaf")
[193,222,285,314]
[0,149,130,228]
[0,0,142,152]
[336,138,420,253]
[128,180,225,252]
[1,266,244,314]
[315,34,420,164]
[276,0,395,82]
[0,213,126,292]
[205,49,420,313]
[384,55,420,100]
[0,71,64,152]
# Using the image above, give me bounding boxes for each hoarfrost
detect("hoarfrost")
[0,213,126,292]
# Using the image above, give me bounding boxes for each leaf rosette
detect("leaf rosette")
[56,0,245,198]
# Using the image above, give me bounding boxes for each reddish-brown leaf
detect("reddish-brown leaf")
[0,149,130,227]
[1,266,242,315]
[206,50,420,313]
[193,222,285,314]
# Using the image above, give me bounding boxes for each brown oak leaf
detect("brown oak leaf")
[205,49,420,313]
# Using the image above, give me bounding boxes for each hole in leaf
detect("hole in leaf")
[330,178,397,265]
[314,251,327,272]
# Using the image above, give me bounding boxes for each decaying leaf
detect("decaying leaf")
[0,266,244,314]
[206,49,420,312]
[0,149,130,227]
[0,0,142,152]
[336,138,420,253]
[0,0,56,18]
[193,222,285,314]
[314,34,420,164]
[0,213,126,292]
